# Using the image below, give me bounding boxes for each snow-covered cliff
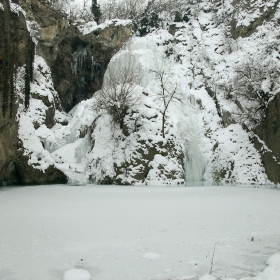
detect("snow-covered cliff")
[2,0,280,185]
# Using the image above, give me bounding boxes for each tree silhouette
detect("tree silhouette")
[91,0,102,24]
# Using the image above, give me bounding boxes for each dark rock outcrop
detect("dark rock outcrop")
[254,93,280,184]
[0,0,33,185]
[52,21,133,112]
[0,0,133,185]
[15,148,67,185]
[16,0,133,112]
[230,0,280,39]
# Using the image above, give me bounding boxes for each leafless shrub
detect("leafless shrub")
[100,0,146,21]
[208,242,220,275]
[94,53,143,132]
[100,0,187,22]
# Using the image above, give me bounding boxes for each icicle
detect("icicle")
[90,55,99,81]
[71,44,87,75]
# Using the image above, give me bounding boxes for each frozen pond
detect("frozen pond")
[0,185,280,280]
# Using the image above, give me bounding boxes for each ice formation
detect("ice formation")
[71,44,87,75]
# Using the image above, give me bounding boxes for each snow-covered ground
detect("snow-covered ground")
[0,185,280,280]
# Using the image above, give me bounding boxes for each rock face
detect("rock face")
[0,0,67,185]
[0,0,22,185]
[230,0,280,39]
[254,93,280,184]
[18,0,133,112]
[0,0,133,185]
[52,21,133,112]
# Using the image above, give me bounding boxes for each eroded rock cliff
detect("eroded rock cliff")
[0,0,133,185]
[0,0,66,185]
[254,93,280,184]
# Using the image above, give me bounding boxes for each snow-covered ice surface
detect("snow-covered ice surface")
[63,269,91,280]
[0,185,280,280]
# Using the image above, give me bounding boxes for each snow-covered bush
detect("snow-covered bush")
[93,52,143,131]
[233,58,279,126]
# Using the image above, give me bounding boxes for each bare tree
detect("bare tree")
[100,0,145,21]
[100,0,186,22]
[233,58,278,124]
[49,0,93,24]
[94,53,143,131]
[151,58,180,138]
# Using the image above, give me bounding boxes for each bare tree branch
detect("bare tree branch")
[150,57,179,138]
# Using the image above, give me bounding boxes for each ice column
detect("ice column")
[185,138,203,182]
[90,56,98,82]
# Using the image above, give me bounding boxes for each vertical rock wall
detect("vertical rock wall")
[254,93,280,184]
[0,0,67,185]
[0,0,30,184]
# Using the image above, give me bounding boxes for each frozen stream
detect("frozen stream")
[0,185,280,280]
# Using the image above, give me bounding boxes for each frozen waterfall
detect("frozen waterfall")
[185,138,203,182]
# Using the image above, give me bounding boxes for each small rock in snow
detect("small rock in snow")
[189,261,198,266]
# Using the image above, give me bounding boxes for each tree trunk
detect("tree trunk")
[162,111,165,138]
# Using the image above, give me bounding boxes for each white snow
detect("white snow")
[8,1,280,278]
[78,19,132,35]
[0,185,280,280]
[63,269,91,280]
[199,275,217,280]
[10,2,26,16]
[142,252,161,260]
[78,21,97,35]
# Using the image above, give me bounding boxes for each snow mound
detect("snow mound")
[199,275,216,280]
[142,252,160,260]
[63,269,91,280]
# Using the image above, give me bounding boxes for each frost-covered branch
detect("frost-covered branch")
[233,58,278,125]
